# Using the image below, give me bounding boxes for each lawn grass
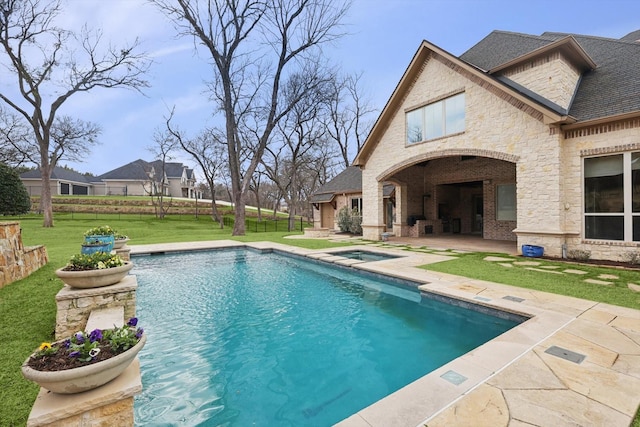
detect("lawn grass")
[418,250,640,310]
[0,214,348,426]
[2,217,639,425]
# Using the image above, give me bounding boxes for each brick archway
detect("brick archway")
[377,149,519,182]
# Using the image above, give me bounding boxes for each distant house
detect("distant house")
[20,167,93,196]
[20,159,199,198]
[350,29,640,261]
[94,159,198,198]
[310,166,395,230]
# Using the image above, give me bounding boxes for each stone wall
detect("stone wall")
[55,276,137,339]
[499,52,581,110]
[0,222,48,288]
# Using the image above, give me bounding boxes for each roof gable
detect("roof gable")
[98,159,153,181]
[354,39,567,166]
[310,166,362,201]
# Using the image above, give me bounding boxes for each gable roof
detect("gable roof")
[461,30,640,122]
[98,159,152,181]
[354,29,640,166]
[310,166,395,202]
[310,166,362,202]
[353,38,569,166]
[98,159,191,181]
[20,167,91,183]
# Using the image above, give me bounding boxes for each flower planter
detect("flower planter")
[84,235,115,252]
[21,334,146,394]
[55,262,134,289]
[113,238,130,250]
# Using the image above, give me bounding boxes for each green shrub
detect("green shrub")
[0,163,30,215]
[337,205,351,232]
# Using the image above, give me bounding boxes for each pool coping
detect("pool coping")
[129,240,640,427]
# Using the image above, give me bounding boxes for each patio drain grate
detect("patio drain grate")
[440,370,468,386]
[503,295,525,303]
[545,346,586,364]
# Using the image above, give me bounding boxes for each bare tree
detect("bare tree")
[263,74,331,230]
[152,0,349,235]
[165,111,227,227]
[148,128,179,219]
[0,0,149,227]
[325,72,376,167]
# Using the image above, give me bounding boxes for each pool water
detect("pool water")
[133,249,519,426]
[331,250,400,262]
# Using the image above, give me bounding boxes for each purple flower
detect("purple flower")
[64,339,71,348]
[127,317,138,327]
[69,351,80,358]
[89,329,103,343]
[135,328,144,339]
[74,332,85,344]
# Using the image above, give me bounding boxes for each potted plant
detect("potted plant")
[22,318,146,394]
[83,225,116,252]
[80,238,112,255]
[55,252,133,288]
[113,232,130,250]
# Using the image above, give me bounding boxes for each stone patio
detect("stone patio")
[129,240,640,427]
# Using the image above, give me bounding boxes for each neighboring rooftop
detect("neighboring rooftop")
[20,167,92,183]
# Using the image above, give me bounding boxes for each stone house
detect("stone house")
[353,29,640,261]
[20,159,199,198]
[311,166,395,231]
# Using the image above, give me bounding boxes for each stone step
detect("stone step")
[85,306,124,332]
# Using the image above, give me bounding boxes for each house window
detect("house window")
[351,197,362,213]
[583,153,640,241]
[406,93,465,144]
[496,184,516,221]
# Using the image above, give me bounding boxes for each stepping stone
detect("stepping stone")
[433,251,456,256]
[539,265,560,269]
[499,263,514,268]
[598,274,619,280]
[584,279,613,286]
[452,250,471,254]
[628,283,640,293]
[564,269,588,275]
[514,261,541,266]
[484,256,515,262]
[526,267,563,274]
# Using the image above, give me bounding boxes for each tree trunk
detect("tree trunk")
[232,191,246,235]
[40,168,54,227]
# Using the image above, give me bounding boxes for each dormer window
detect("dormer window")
[406,93,465,144]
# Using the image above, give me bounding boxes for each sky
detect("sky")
[3,0,640,176]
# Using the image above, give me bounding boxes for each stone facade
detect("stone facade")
[499,52,581,110]
[355,39,639,261]
[54,276,137,339]
[0,222,48,288]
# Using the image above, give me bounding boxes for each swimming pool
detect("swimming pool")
[132,249,521,426]
[330,250,401,262]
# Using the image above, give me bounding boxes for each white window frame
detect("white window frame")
[496,183,516,221]
[583,152,639,241]
[406,93,465,144]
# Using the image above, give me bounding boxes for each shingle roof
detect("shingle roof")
[98,159,188,180]
[310,166,362,202]
[20,167,91,183]
[460,30,640,121]
[310,166,395,202]
[98,159,152,180]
